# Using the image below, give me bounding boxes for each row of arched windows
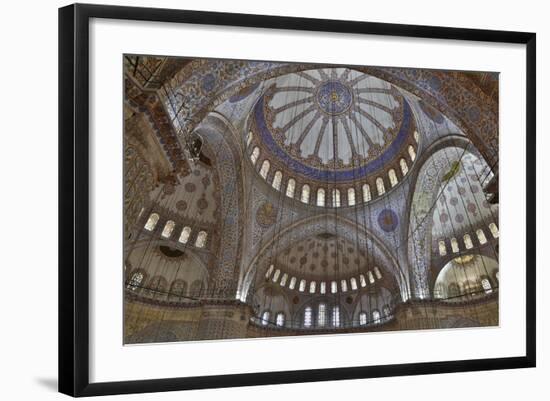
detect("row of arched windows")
[248,142,417,207]
[260,310,286,327]
[265,265,383,294]
[144,213,208,249]
[440,276,497,300]
[437,223,499,256]
[126,271,205,299]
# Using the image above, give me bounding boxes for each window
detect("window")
[320,281,326,294]
[127,272,143,290]
[161,220,175,238]
[350,277,358,290]
[489,223,499,238]
[376,177,385,195]
[272,269,281,282]
[144,213,159,231]
[286,178,296,198]
[250,147,260,165]
[265,264,274,279]
[317,188,325,207]
[373,310,381,324]
[289,277,297,290]
[408,145,416,161]
[359,274,367,287]
[280,273,288,287]
[259,160,270,179]
[451,237,459,253]
[309,281,316,294]
[301,184,310,203]
[272,171,283,190]
[332,306,341,327]
[362,183,371,202]
[332,189,341,207]
[413,130,420,143]
[246,131,253,147]
[388,169,398,187]
[464,234,474,249]
[261,311,270,326]
[383,305,391,317]
[348,188,356,206]
[374,266,382,280]
[368,271,375,284]
[276,312,285,327]
[438,240,447,256]
[303,306,312,328]
[299,279,306,292]
[190,280,203,297]
[195,231,208,248]
[359,312,367,325]
[149,276,166,299]
[331,281,338,294]
[340,279,348,292]
[476,228,488,244]
[400,158,409,176]
[179,226,191,244]
[169,280,187,299]
[318,303,327,327]
[481,278,493,294]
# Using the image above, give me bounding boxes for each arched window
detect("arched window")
[301,184,310,203]
[318,303,327,327]
[331,281,338,294]
[332,306,341,327]
[280,273,288,287]
[286,178,296,198]
[259,160,270,179]
[476,228,488,244]
[261,311,270,326]
[373,310,381,324]
[265,264,274,279]
[481,278,493,294]
[169,280,187,300]
[489,223,499,238]
[161,220,175,238]
[332,189,341,207]
[376,177,385,195]
[383,305,391,317]
[346,187,356,206]
[359,274,367,287]
[350,277,358,290]
[179,226,191,244]
[309,281,316,294]
[359,312,367,325]
[413,130,420,143]
[246,131,253,147]
[438,240,447,256]
[195,231,208,248]
[400,158,409,176]
[368,271,375,284]
[362,183,371,202]
[373,267,382,280]
[299,279,306,292]
[388,169,398,187]
[303,306,312,328]
[276,312,285,327]
[272,171,283,190]
[289,277,297,290]
[464,234,474,249]
[451,237,459,253]
[148,276,167,299]
[272,269,281,282]
[144,213,159,231]
[320,281,326,294]
[250,147,260,165]
[190,280,203,297]
[340,279,348,292]
[408,145,416,161]
[317,188,325,207]
[127,271,143,290]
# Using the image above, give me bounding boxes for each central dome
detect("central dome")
[252,68,412,184]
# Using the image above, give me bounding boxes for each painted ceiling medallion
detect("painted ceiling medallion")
[316,81,353,115]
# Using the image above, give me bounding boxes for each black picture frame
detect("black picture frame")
[59,3,536,397]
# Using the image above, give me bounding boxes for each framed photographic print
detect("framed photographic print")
[58,3,536,397]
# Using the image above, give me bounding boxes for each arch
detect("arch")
[195,231,208,248]
[178,226,191,244]
[250,146,260,165]
[144,213,159,231]
[408,145,416,161]
[376,177,385,195]
[332,188,341,207]
[347,187,356,206]
[317,188,325,207]
[161,220,175,238]
[362,183,371,202]
[272,170,283,190]
[259,160,270,179]
[301,184,310,203]
[400,158,409,176]
[286,178,296,198]
[388,169,398,187]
